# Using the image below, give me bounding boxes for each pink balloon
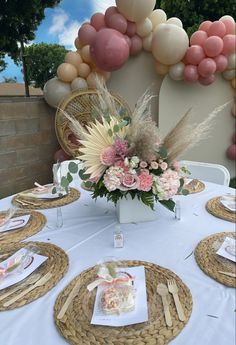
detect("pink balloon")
[198,74,215,85]
[199,20,212,33]
[54,149,71,162]
[90,13,106,31]
[106,13,128,34]
[226,144,236,160]
[220,19,235,35]
[126,21,136,37]
[222,35,236,55]
[124,35,131,48]
[183,65,199,82]
[232,132,236,144]
[90,28,129,71]
[198,58,217,77]
[214,54,228,72]
[203,36,223,57]
[185,45,205,65]
[130,35,143,55]
[105,6,118,22]
[208,21,226,38]
[78,24,97,45]
[190,30,208,47]
[68,133,79,145]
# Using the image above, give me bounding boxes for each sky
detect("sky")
[0,0,115,82]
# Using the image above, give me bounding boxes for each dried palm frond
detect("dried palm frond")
[163,101,231,162]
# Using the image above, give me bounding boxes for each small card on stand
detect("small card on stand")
[0,215,31,233]
[216,237,236,263]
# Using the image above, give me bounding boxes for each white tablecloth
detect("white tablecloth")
[0,181,235,345]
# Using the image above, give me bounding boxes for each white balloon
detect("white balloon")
[71,77,88,91]
[169,62,185,80]
[43,77,71,108]
[220,15,235,23]
[149,9,167,29]
[143,32,153,52]
[222,69,236,81]
[152,24,189,65]
[115,0,156,22]
[166,17,183,28]
[136,18,153,37]
[227,53,236,70]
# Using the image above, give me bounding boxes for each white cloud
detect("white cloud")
[90,0,116,14]
[58,21,81,49]
[49,9,69,34]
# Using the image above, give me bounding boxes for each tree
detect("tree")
[16,43,68,89]
[0,0,61,96]
[155,0,236,35]
[1,76,17,83]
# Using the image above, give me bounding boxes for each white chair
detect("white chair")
[179,160,230,186]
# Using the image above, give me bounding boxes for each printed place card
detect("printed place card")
[216,237,236,263]
[0,215,31,233]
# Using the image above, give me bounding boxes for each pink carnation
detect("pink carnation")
[100,146,116,166]
[150,161,158,169]
[115,159,129,172]
[160,162,168,171]
[140,161,148,168]
[138,172,153,192]
[113,138,128,157]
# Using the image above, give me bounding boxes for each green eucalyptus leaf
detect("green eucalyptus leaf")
[113,124,119,133]
[79,168,90,180]
[108,129,113,137]
[61,176,69,188]
[68,161,78,174]
[67,172,73,183]
[182,189,190,195]
[52,186,57,194]
[158,147,168,159]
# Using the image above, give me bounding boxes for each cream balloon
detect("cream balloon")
[169,62,185,80]
[152,24,189,65]
[166,17,183,28]
[74,37,83,49]
[115,0,156,22]
[43,77,71,108]
[65,52,82,70]
[87,72,105,88]
[78,63,91,78]
[143,32,153,51]
[227,53,236,70]
[222,69,236,81]
[149,9,167,29]
[71,77,88,90]
[136,18,153,37]
[57,63,78,82]
[220,15,235,23]
[81,45,92,63]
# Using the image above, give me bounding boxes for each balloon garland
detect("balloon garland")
[43,0,236,162]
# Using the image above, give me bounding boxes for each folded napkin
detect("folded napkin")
[220,195,236,212]
[18,183,67,200]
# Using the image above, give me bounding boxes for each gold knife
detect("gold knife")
[3,272,52,307]
[218,271,236,278]
[57,281,80,320]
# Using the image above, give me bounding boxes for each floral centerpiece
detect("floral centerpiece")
[62,79,228,215]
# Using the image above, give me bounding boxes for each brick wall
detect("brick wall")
[0,97,59,198]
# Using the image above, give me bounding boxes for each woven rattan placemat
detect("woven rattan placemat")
[206,197,236,223]
[0,241,69,311]
[0,210,46,245]
[195,232,236,287]
[12,188,80,210]
[54,260,192,345]
[185,180,205,194]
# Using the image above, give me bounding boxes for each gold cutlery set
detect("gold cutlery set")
[156,279,186,326]
[0,272,52,307]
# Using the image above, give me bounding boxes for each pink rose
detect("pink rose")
[122,173,139,189]
[172,160,181,172]
[140,161,148,168]
[138,172,153,192]
[100,146,116,166]
[160,162,168,171]
[150,161,159,169]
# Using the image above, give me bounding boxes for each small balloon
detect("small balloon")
[214,54,228,72]
[227,53,236,70]
[149,9,167,29]
[74,37,83,49]
[199,20,212,33]
[105,6,118,22]
[57,63,78,82]
[190,30,208,47]
[90,12,106,31]
[208,21,226,38]
[123,35,131,48]
[43,77,71,108]
[185,45,205,65]
[126,21,136,37]
[78,24,97,45]
[81,45,92,63]
[166,17,183,28]
[130,34,143,55]
[203,36,223,57]
[54,149,71,163]
[87,72,105,88]
[106,13,128,34]
[115,0,156,22]
[65,52,82,70]
[136,18,153,37]
[222,69,235,81]
[155,60,169,75]
[226,144,236,160]
[77,63,91,78]
[169,62,185,80]
[220,17,235,35]
[198,58,216,77]
[143,32,153,52]
[222,35,236,55]
[183,65,199,82]
[198,74,215,85]
[71,77,88,90]
[231,78,236,89]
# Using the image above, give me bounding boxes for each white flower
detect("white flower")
[130,156,140,168]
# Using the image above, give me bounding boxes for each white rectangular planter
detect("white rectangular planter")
[116,195,156,224]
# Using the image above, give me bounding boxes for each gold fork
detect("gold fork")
[167,279,186,321]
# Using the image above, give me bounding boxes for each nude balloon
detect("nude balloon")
[90,28,130,71]
[71,77,88,90]
[115,0,156,22]
[78,63,91,78]
[190,30,208,47]
[203,36,223,57]
[81,45,92,63]
[231,78,236,89]
[43,77,71,108]
[155,61,169,75]
[57,63,78,82]
[169,62,185,80]
[65,52,82,70]
[152,24,189,65]
[87,72,105,88]
[74,37,83,49]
